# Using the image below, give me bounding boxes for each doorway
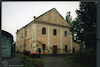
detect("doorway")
[53,46,57,55]
[65,45,68,52]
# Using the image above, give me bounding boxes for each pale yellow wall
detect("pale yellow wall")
[36,8,70,27]
[50,27,61,54]
[62,29,71,53]
[16,22,34,52]
[16,27,25,52]
[36,24,48,45]
[24,23,33,51]
[36,24,48,54]
[72,42,80,53]
[16,23,80,54]
[36,24,72,54]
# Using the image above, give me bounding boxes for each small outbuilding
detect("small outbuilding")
[1,30,13,57]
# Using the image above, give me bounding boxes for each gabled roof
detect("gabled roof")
[16,8,71,33]
[36,8,55,19]
[35,8,71,27]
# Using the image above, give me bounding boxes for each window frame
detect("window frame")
[42,28,46,34]
[53,29,57,35]
[65,31,67,36]
[42,44,46,50]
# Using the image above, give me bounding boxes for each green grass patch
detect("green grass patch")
[21,54,36,63]
[64,58,89,67]
[21,54,44,67]
[20,54,35,67]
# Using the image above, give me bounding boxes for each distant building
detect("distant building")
[1,30,13,57]
[16,8,80,54]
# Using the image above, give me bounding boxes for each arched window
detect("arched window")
[53,29,57,35]
[42,28,46,34]
[65,31,67,36]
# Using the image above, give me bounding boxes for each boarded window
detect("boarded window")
[53,29,57,35]
[42,28,46,34]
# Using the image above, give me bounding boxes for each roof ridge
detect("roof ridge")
[36,7,56,19]
[36,8,71,26]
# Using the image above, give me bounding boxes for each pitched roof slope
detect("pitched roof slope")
[36,8,71,27]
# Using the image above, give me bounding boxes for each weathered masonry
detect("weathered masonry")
[16,8,80,54]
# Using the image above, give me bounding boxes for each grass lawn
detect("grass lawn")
[64,58,89,67]
[21,54,44,67]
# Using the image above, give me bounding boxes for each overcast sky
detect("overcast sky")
[2,1,80,41]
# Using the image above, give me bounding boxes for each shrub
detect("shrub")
[74,48,96,67]
[23,50,30,56]
[22,54,35,63]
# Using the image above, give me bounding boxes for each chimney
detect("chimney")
[16,29,19,34]
[34,16,36,21]
[17,29,19,32]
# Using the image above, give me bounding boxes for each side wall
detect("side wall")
[16,22,34,52]
[16,28,25,52]
[72,42,80,53]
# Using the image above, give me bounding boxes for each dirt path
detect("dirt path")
[2,53,72,67]
[40,55,72,67]
[2,53,23,66]
[2,53,33,67]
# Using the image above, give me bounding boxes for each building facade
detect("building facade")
[1,30,13,57]
[16,8,80,54]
